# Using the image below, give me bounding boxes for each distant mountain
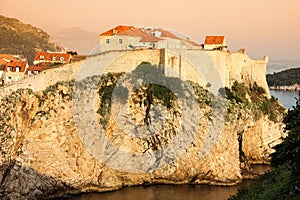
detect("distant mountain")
[267,60,300,74]
[267,67,300,87]
[50,27,99,55]
[0,15,58,64]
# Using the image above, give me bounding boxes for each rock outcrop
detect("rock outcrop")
[0,63,286,199]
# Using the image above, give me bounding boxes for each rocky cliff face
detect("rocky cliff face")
[0,66,285,199]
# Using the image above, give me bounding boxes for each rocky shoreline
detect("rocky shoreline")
[269,84,300,91]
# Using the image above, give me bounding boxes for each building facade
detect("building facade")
[99,25,202,52]
[33,52,72,65]
[4,61,28,84]
[204,36,227,50]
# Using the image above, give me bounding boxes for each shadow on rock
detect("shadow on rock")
[0,160,74,200]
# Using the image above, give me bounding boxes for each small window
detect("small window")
[34,70,39,75]
[16,67,20,72]
[40,55,44,60]
[52,57,56,61]
[119,39,123,44]
[106,39,110,44]
[7,67,12,72]
[60,57,64,61]
[28,71,32,75]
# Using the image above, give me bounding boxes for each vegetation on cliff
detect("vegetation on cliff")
[223,81,285,123]
[97,62,212,128]
[0,15,58,64]
[0,61,287,199]
[267,67,300,87]
[0,81,74,164]
[230,93,300,200]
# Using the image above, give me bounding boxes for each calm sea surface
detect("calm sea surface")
[270,90,299,109]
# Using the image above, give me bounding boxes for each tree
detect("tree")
[271,92,300,174]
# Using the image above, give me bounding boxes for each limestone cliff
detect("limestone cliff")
[0,61,285,199]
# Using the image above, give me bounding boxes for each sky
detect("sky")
[1,0,299,60]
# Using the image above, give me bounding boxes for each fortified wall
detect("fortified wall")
[162,49,270,97]
[0,49,269,97]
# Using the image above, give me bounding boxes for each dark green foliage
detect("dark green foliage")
[220,81,285,122]
[188,80,211,108]
[224,81,248,104]
[249,81,266,95]
[43,80,74,97]
[231,93,300,199]
[242,81,282,121]
[96,62,200,128]
[252,95,285,122]
[131,62,183,107]
[96,63,182,128]
[271,92,300,173]
[230,166,299,200]
[283,92,300,133]
[131,62,165,83]
[0,15,57,64]
[267,67,300,87]
[97,73,125,128]
[152,84,176,109]
[232,81,247,100]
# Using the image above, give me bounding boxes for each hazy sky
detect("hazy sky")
[1,0,299,60]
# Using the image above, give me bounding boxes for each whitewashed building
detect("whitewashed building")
[99,25,202,52]
[204,36,227,50]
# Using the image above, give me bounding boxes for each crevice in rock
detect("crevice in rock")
[144,84,153,125]
[238,131,251,173]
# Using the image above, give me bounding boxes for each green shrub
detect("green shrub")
[271,92,300,173]
[231,93,300,200]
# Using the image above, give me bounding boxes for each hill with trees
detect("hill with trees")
[0,15,58,64]
[267,68,300,90]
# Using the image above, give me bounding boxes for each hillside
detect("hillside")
[0,15,58,64]
[267,68,300,90]
[50,26,99,54]
[267,60,300,74]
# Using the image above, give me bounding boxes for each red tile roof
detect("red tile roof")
[204,36,225,45]
[101,25,163,42]
[27,65,46,71]
[4,61,27,72]
[100,25,134,36]
[0,54,19,66]
[139,35,162,42]
[119,27,150,38]
[157,28,180,40]
[34,52,71,62]
[100,26,201,47]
